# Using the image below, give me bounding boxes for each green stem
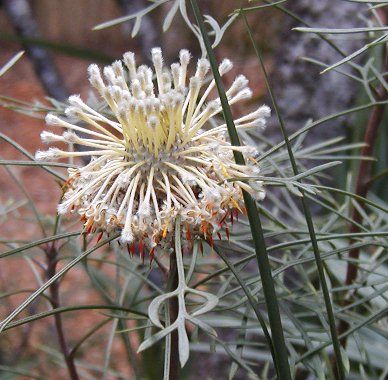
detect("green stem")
[190,1,292,378]
[240,10,345,379]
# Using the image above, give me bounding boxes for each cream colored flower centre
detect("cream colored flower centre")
[36,48,270,256]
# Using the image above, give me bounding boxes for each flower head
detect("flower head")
[37,48,270,256]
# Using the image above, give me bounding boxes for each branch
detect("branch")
[3,0,69,100]
[45,244,80,380]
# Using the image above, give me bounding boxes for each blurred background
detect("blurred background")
[0,2,276,377]
[0,1,385,378]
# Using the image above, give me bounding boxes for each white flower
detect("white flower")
[36,48,270,257]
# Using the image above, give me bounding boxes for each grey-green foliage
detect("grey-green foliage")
[0,1,387,379]
[0,51,24,77]
[93,0,238,56]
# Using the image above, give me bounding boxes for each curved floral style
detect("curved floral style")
[36,48,270,256]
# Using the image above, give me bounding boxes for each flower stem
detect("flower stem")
[167,248,180,380]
